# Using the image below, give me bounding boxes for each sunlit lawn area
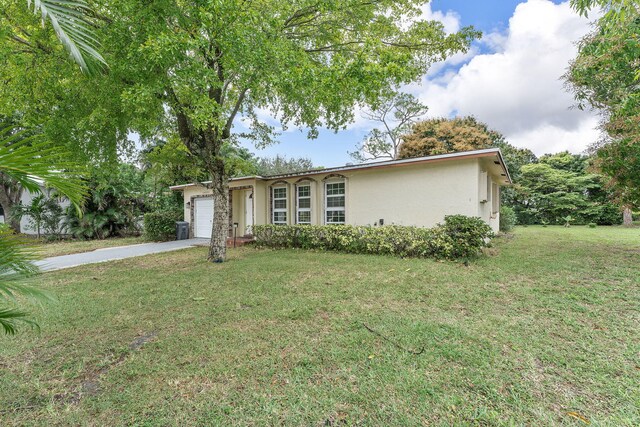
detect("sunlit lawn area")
[30,236,146,258]
[1,226,638,425]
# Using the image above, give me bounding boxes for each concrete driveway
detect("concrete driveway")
[35,239,210,272]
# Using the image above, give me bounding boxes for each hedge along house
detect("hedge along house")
[170,148,512,240]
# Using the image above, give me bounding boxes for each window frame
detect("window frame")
[491,183,499,214]
[271,185,288,225]
[324,179,346,225]
[296,184,312,224]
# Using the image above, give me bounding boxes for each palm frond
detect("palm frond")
[0,125,83,335]
[0,126,87,208]
[0,224,53,335]
[28,0,107,74]
[0,307,39,335]
[0,225,38,279]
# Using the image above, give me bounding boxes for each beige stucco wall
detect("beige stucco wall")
[345,159,480,227]
[176,157,505,234]
[257,158,502,229]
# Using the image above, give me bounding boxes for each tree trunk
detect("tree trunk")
[170,85,238,262]
[0,176,23,233]
[207,167,229,262]
[623,206,633,227]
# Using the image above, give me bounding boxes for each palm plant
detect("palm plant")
[12,193,65,239]
[0,125,86,334]
[27,0,106,74]
[0,0,101,332]
[0,225,52,334]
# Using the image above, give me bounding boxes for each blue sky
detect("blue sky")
[240,0,599,168]
[433,0,564,32]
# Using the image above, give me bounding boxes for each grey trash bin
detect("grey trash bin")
[176,221,189,240]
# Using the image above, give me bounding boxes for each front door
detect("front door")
[245,190,253,235]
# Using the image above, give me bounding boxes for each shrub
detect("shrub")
[440,215,494,259]
[253,215,493,261]
[144,211,182,241]
[499,206,517,232]
[588,223,597,228]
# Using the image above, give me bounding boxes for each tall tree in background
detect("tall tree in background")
[255,156,315,176]
[0,173,23,233]
[493,140,538,208]
[398,116,498,159]
[103,0,480,262]
[567,0,640,224]
[512,152,621,225]
[141,137,208,204]
[350,92,428,162]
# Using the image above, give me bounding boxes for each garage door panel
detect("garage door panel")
[194,198,214,238]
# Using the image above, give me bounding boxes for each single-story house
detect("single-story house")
[170,148,512,239]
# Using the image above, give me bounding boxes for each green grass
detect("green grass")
[30,236,145,258]
[1,226,638,426]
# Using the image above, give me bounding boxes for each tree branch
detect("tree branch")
[222,88,248,139]
[304,40,365,52]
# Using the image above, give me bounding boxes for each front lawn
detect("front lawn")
[1,227,638,425]
[30,236,146,258]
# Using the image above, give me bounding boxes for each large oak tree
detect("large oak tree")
[99,0,479,261]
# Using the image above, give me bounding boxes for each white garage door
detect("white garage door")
[194,197,214,238]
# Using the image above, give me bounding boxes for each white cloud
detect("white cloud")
[416,0,601,155]
[417,4,461,34]
[509,115,600,154]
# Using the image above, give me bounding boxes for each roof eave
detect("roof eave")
[169,148,513,189]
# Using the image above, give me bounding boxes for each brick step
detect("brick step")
[226,236,255,248]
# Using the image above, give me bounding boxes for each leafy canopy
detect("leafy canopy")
[255,155,316,176]
[0,3,132,167]
[398,116,499,159]
[567,0,640,207]
[104,0,480,151]
[507,152,621,226]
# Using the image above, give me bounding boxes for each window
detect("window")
[272,186,287,224]
[296,184,311,224]
[325,181,345,224]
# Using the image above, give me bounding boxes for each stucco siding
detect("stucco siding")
[254,181,268,226]
[182,186,211,223]
[175,150,509,233]
[346,159,480,227]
